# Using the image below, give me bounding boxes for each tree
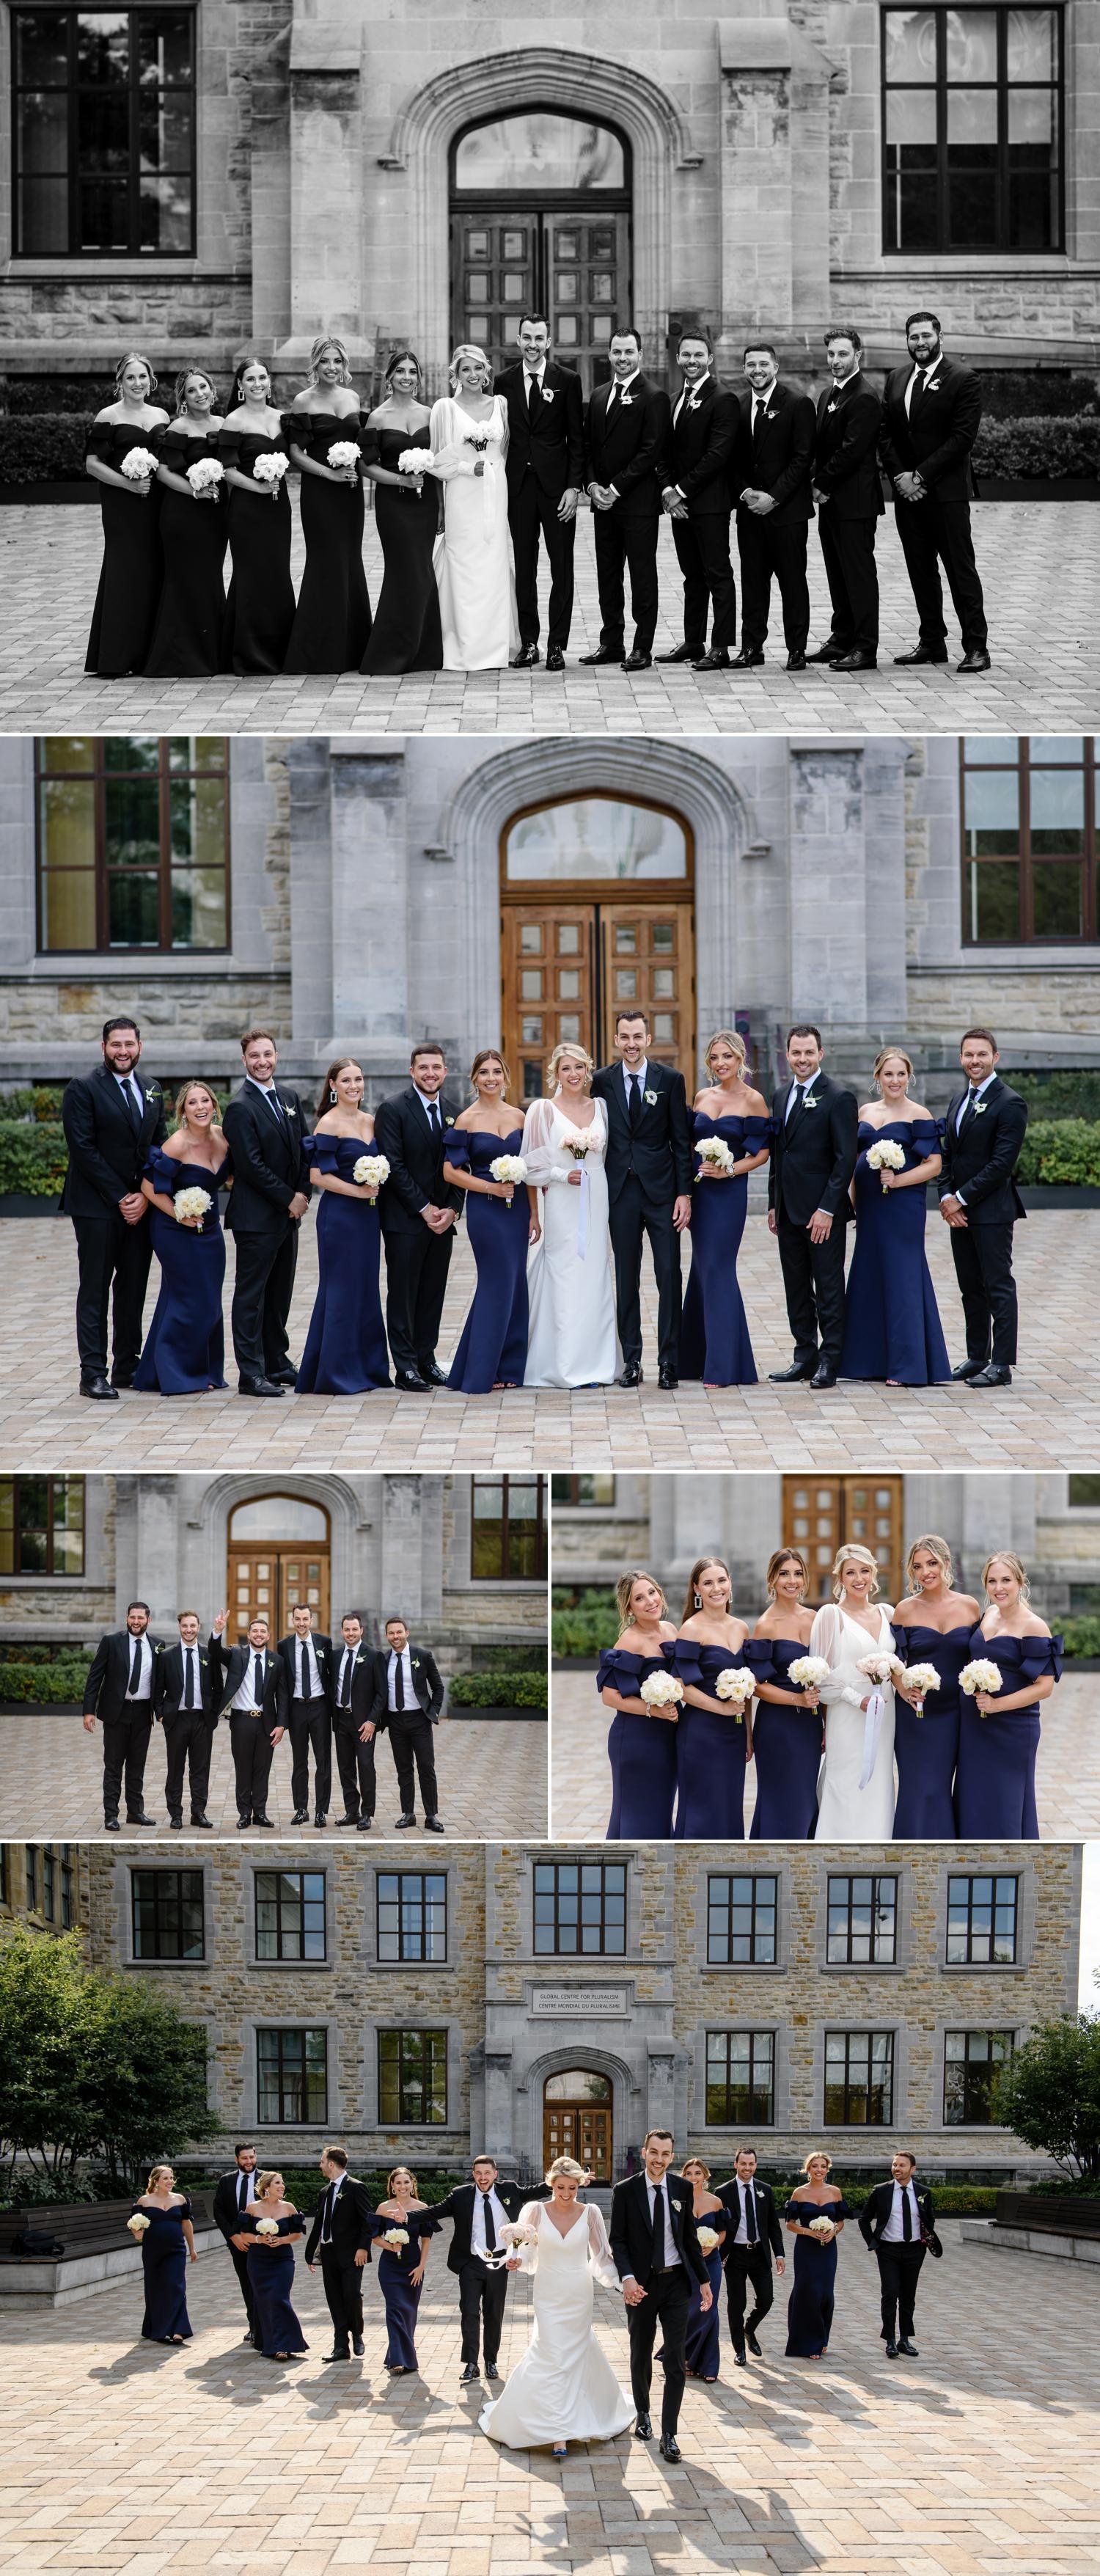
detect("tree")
[992,2012,1100,2183]
[0,1928,222,2199]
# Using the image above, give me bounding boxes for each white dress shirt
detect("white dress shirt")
[881,2179,923,2243]
[124,1633,154,1701]
[645,2175,680,2267]
[180,1642,200,1705]
[293,1633,322,1700]
[414,1083,444,1135]
[903,361,936,417]
[953,1072,997,1207]
[471,2183,507,2258]
[387,1645,416,1712]
[730,2180,759,2247]
[113,1070,144,1118]
[235,2166,257,2216]
[336,1645,358,1708]
[785,1077,813,1123]
[230,1649,269,1713]
[524,362,546,405]
[320,2170,344,2242]
[623,1057,649,1112]
[673,372,711,427]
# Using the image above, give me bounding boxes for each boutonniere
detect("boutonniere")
[146,1084,161,1100]
[973,1101,988,1116]
[802,1094,818,1110]
[411,1657,421,1669]
[923,378,942,395]
[620,393,635,407]
[644,1088,659,1105]
[285,1102,297,1116]
[541,388,554,404]
[444,1114,455,1127]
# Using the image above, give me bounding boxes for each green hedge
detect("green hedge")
[980,372,1099,422]
[0,1120,67,1197]
[761,2177,998,2214]
[0,412,95,485]
[1063,1618,1100,1661]
[449,1669,547,1710]
[1010,1071,1100,1123]
[473,1643,547,1675]
[972,415,1100,480]
[0,1658,88,1705]
[0,1086,65,1123]
[1015,1118,1100,1187]
[551,1587,619,1659]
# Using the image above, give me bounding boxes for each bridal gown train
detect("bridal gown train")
[480,2203,634,2450]
[810,1600,898,1840]
[522,1098,620,1387]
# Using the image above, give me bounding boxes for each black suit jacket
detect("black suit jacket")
[938,1077,1027,1226]
[82,1628,164,1724]
[154,1641,218,1721]
[305,2174,375,2266]
[329,1638,378,1729]
[495,361,584,498]
[715,2176,785,2261]
[584,375,671,522]
[60,1065,167,1220]
[879,356,982,503]
[367,1642,445,1729]
[374,1087,464,1237]
[277,1632,336,1709]
[813,373,885,521]
[769,1072,858,1228]
[732,382,815,523]
[221,1080,311,1237]
[609,2170,708,2289]
[663,376,738,515]
[209,1635,286,1726]
[859,2178,942,2255]
[591,1059,694,1209]
[433,2179,553,2272]
[213,2167,262,2244]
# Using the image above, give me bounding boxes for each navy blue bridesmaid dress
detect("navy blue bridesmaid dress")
[135,2198,192,2342]
[667,1639,750,1840]
[445,1129,529,1392]
[359,423,443,673]
[745,1638,822,1840]
[282,410,373,672]
[85,419,164,675]
[598,1646,679,1840]
[218,423,296,673]
[783,2198,851,2357]
[296,1135,391,1394]
[371,2210,437,2369]
[144,422,228,676]
[247,2215,308,2356]
[133,1149,229,1395]
[839,1120,951,1385]
[955,1628,1063,1840]
[680,1113,770,1386]
[890,1623,972,1837]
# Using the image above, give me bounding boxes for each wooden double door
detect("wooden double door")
[450,204,631,390]
[226,1540,331,1639]
[543,2098,613,2183]
[502,896,695,1105]
[782,1477,904,1605]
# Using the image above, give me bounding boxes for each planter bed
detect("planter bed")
[994,2189,1100,2236]
[448,1703,546,1722]
[0,1698,83,1713]
[1017,1185,1100,1208]
[0,483,99,505]
[978,478,1100,501]
[0,1193,61,1217]
[0,2191,218,2306]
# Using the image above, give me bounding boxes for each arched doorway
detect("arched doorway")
[450,109,632,390]
[782,1477,903,1605]
[501,790,696,1103]
[226,1496,331,1640]
[543,2068,613,2180]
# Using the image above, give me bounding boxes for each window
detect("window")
[946,1873,1019,1965]
[378,2029,448,2126]
[376,1872,448,1964]
[0,1477,84,1576]
[824,2032,895,2126]
[0,1850,7,1908]
[961,737,1099,943]
[36,737,230,952]
[550,1476,617,1507]
[471,1477,546,1579]
[532,1860,626,1955]
[455,112,626,194]
[131,1867,205,1961]
[40,1848,56,1922]
[826,1875,898,1966]
[254,1870,326,1964]
[706,1873,778,1966]
[59,1847,73,1928]
[504,795,689,883]
[12,8,196,258]
[882,7,1062,255]
[944,2029,1014,2123]
[705,2031,775,2126]
[257,2028,328,2125]
[1068,1476,1100,1507]
[25,1848,38,1912]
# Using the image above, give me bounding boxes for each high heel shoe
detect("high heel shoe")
[552,2442,567,2458]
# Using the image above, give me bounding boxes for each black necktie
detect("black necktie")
[744,2184,757,2245]
[184,1650,194,1709]
[128,1637,142,1694]
[527,373,543,419]
[120,1077,142,1133]
[298,1642,309,1701]
[606,384,620,422]
[341,1652,352,1710]
[482,2191,496,2253]
[958,1086,980,1136]
[628,1073,642,1132]
[650,2181,666,2269]
[752,400,765,453]
[322,2183,334,2244]
[427,1101,440,1136]
[252,1652,264,1707]
[395,1654,405,1712]
[901,2189,913,2242]
[238,2172,249,2214]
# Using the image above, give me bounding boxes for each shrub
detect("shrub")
[1063,1618,1100,1661]
[449,1669,547,1710]
[551,1587,619,1658]
[0,412,97,485]
[0,1086,65,1124]
[0,1659,88,1705]
[1008,1071,1100,1123]
[1,375,114,417]
[979,370,1099,422]
[0,1121,67,1198]
[973,415,1100,480]
[1015,1119,1100,1188]
[175,2163,461,2212]
[473,1642,547,1674]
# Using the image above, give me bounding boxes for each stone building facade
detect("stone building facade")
[0,1841,89,1946]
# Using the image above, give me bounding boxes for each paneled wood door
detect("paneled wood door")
[782,1477,904,1605]
[543,2097,613,2182]
[450,205,630,389]
[502,896,695,1105]
[226,1540,331,1639]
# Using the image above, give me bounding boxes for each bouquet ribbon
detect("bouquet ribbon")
[480,451,500,544]
[859,1689,885,1791]
[574,1164,590,1259]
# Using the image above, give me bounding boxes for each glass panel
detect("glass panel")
[966,860,1019,940]
[544,2069,612,2099]
[1007,7,1055,78]
[455,113,625,192]
[651,923,674,951]
[1030,764,1084,850]
[77,13,129,82]
[519,923,543,952]
[229,1497,328,1540]
[465,316,489,344]
[886,89,939,144]
[615,925,637,952]
[1033,862,1083,937]
[505,799,688,882]
[964,738,1016,763]
[558,1014,581,1042]
[557,970,580,1000]
[1008,87,1052,144]
[963,768,1019,852]
[945,10,998,79]
[615,970,637,999]
[107,873,159,945]
[653,968,674,998]
[139,12,193,84]
[170,868,226,949]
[884,9,939,81]
[556,316,578,344]
[557,924,580,953]
[502,230,524,259]
[554,230,579,258]
[502,274,527,302]
[556,272,578,303]
[653,1014,675,1042]
[16,14,70,82]
[466,274,488,304]
[521,1017,543,1043]
[521,968,543,999]
[947,90,998,143]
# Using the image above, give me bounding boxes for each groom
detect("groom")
[938,1026,1028,1388]
[769,1023,858,1389]
[593,1011,693,1390]
[609,2129,711,2462]
[496,313,584,670]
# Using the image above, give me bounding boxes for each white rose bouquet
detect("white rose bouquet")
[856,1650,904,1690]
[714,1665,754,1716]
[639,1671,684,1717]
[788,1654,830,1699]
[120,447,159,483]
[865,1138,906,1190]
[563,1135,590,1163]
[186,456,224,497]
[490,1154,528,1199]
[353,1153,390,1199]
[173,1185,213,1227]
[695,2225,721,2254]
[697,1135,736,1176]
[903,1661,942,1713]
[326,440,361,472]
[127,2212,151,2236]
[397,449,429,477]
[807,2214,836,2242]
[380,2225,409,2251]
[252,451,288,488]
[959,1658,1002,1704]
[254,2216,279,2237]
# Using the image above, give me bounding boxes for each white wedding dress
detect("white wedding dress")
[480,2202,634,2449]
[522,1097,620,1387]
[428,394,518,669]
[810,1600,898,1838]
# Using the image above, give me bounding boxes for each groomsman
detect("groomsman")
[657,329,738,669]
[154,1611,217,1829]
[769,1024,858,1389]
[880,311,990,672]
[209,1610,285,1829]
[212,2142,261,2345]
[434,2156,556,2382]
[609,2128,711,2462]
[715,2148,785,2364]
[593,1011,694,1391]
[60,1015,166,1399]
[368,1616,445,1832]
[730,343,815,669]
[810,324,884,671]
[858,2151,942,2357]
[496,313,584,670]
[375,1043,463,1393]
[81,1600,162,1830]
[331,1611,379,1830]
[276,1603,335,1826]
[222,1030,311,1399]
[581,329,671,672]
[938,1027,1028,1387]
[306,2146,374,2362]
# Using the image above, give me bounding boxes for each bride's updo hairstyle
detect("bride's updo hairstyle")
[873,1045,914,1088]
[449,343,493,392]
[905,1532,953,1591]
[982,1549,1031,1601]
[615,1569,668,1631]
[682,1555,733,1622]
[547,1041,594,1092]
[765,1547,809,1601]
[832,1542,879,1600]
[307,333,353,386]
[469,1047,512,1094]
[703,1028,747,1080]
[545,2156,586,2185]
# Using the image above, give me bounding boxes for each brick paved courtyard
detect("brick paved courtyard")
[549,1671,1097,1843]
[1,494,1097,735]
[0,2219,1097,2576]
[1,1210,1096,1474]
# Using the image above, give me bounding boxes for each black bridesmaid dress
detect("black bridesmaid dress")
[134,2198,192,2342]
[360,424,442,673]
[84,419,164,675]
[144,424,228,678]
[282,410,373,672]
[218,424,296,673]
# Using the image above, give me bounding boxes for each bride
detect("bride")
[480,2156,633,2456]
[810,1542,898,1838]
[425,346,518,670]
[522,1042,620,1387]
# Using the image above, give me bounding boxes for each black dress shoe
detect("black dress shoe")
[292,1807,309,1825]
[969,1363,1011,1386]
[125,1812,157,1827]
[424,1815,445,1833]
[656,641,700,662]
[806,641,843,662]
[769,1360,816,1383]
[169,1814,182,1830]
[952,1357,988,1380]
[110,1372,134,1390]
[634,2414,652,2440]
[191,1813,213,1829]
[623,649,653,671]
[252,1812,274,1828]
[657,1365,678,1391]
[579,646,623,665]
[729,648,764,669]
[461,2361,480,2382]
[892,644,948,665]
[832,649,878,670]
[898,2338,919,2356]
[237,1375,284,1397]
[733,2346,747,2367]
[335,1812,360,1828]
[512,643,540,667]
[353,2335,365,2357]
[546,645,565,671]
[957,648,991,672]
[395,1369,430,1392]
[323,2349,350,2365]
[237,1814,252,1831]
[419,1361,448,1386]
[394,1812,417,1829]
[355,1815,373,1832]
[810,1362,837,1388]
[314,1812,327,1829]
[484,2361,500,2379]
[104,1818,120,1832]
[746,2329,762,2357]
[885,2338,898,2358]
[268,1366,298,1386]
[80,1375,119,1401]
[692,648,732,670]
[786,649,807,670]
[659,2434,681,2463]
[617,1361,643,1388]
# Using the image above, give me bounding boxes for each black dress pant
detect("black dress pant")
[593,508,659,655]
[894,493,987,654]
[334,1713,376,1820]
[626,2266,692,2437]
[227,2242,258,2339]
[101,1709,153,1822]
[383,1226,453,1375]
[818,508,879,653]
[72,1210,153,1383]
[386,1710,439,1817]
[229,1223,298,1381]
[737,513,811,654]
[775,1208,848,1372]
[723,2244,775,2349]
[950,1218,1019,1366]
[875,2241,925,2339]
[319,2244,364,2349]
[670,510,737,651]
[230,1711,276,1818]
[608,1176,683,1372]
[162,1710,213,1821]
[510,474,576,651]
[288,1698,332,1814]
[458,2255,508,2365]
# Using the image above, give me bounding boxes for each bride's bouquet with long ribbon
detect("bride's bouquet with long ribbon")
[714,1664,754,1719]
[483,2220,540,2271]
[560,1134,593,1258]
[854,1647,904,1790]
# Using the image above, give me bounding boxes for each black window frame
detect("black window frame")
[377,2027,449,2126]
[824,2030,895,2126]
[705,1872,779,1967]
[25,1846,38,1912]
[470,1475,547,1580]
[375,1870,449,1964]
[826,1873,898,1966]
[12,4,198,261]
[256,2026,329,2126]
[960,738,1099,946]
[131,1865,205,1961]
[0,1474,85,1576]
[254,1867,328,1965]
[549,1476,617,1507]
[945,1872,1019,1966]
[704,2029,776,2126]
[881,4,1064,257]
[532,1858,627,1955]
[59,1845,73,1928]
[35,736,231,956]
[944,2027,1015,2123]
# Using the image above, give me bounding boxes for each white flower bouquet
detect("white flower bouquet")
[807,2214,836,2242]
[173,1186,212,1226]
[788,1655,830,1696]
[353,1153,390,1196]
[695,2225,721,2254]
[865,1138,906,1190]
[903,1661,942,1713]
[186,456,224,495]
[490,1155,528,1194]
[714,1665,754,1716]
[485,2219,540,2269]
[563,1135,590,1162]
[120,447,158,482]
[856,1650,904,1689]
[254,2216,279,2236]
[697,1135,736,1175]
[252,451,288,487]
[397,449,429,476]
[380,2225,409,2250]
[127,2212,151,2236]
[959,1658,1002,1702]
[639,1671,683,1716]
[326,440,361,471]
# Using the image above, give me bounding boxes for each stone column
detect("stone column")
[716,21,833,356]
[328,750,412,1083]
[276,25,373,374]
[381,1477,425,1625]
[131,1477,185,1629]
[788,746,872,1066]
[483,2049,515,2162]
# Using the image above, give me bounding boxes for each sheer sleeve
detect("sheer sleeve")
[521,1098,567,1185]
[427,400,475,478]
[587,2203,622,2291]
[808,1604,862,1710]
[510,2203,543,2272]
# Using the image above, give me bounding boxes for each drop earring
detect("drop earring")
[693,1591,702,1610]
[329,1087,337,1105]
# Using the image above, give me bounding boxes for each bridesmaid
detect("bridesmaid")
[892,1533,980,1838]
[244,2170,309,2360]
[598,1570,680,1840]
[297,1058,390,1394]
[680,1030,771,1386]
[956,1551,1062,1840]
[444,1048,529,1393]
[747,1546,823,1840]
[134,1080,230,1395]
[284,334,373,671]
[144,365,227,676]
[839,1047,951,1386]
[676,2159,726,2382]
[84,350,168,675]
[219,356,296,673]
[670,1556,752,1840]
[359,348,443,673]
[370,2166,436,2374]
[783,2154,851,2360]
[131,2164,195,2345]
